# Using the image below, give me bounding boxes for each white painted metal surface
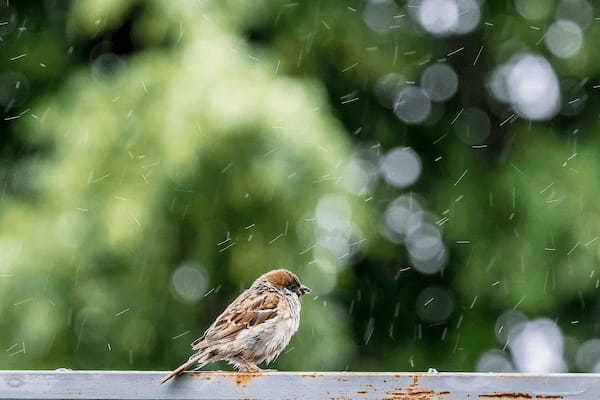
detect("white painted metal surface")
[1,370,599,400]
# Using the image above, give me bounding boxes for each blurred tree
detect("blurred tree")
[1,0,368,370]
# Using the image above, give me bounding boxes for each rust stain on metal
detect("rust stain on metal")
[181,372,565,400]
[381,374,451,400]
[479,394,564,400]
[189,371,264,387]
[411,375,420,387]
[479,394,533,399]
[226,372,264,388]
[302,373,322,378]
[479,391,564,399]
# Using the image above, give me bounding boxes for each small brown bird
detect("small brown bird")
[160,269,311,383]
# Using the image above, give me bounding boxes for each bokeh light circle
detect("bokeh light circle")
[363,0,401,34]
[556,0,593,28]
[316,194,352,232]
[514,0,554,21]
[507,54,561,120]
[407,224,447,274]
[418,0,459,35]
[545,20,583,59]
[509,318,566,372]
[453,0,481,34]
[375,73,405,109]
[393,86,432,124]
[171,263,208,303]
[416,286,454,323]
[575,339,600,372]
[476,349,515,372]
[380,147,422,188]
[384,195,423,238]
[421,63,459,102]
[454,108,491,145]
[495,310,527,344]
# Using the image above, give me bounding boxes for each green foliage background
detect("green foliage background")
[2,0,600,372]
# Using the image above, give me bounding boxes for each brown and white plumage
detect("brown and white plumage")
[160,269,310,383]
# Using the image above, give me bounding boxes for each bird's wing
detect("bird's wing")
[191,288,281,350]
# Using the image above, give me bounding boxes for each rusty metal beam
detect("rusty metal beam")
[1,370,598,399]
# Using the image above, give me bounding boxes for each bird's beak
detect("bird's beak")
[298,284,311,296]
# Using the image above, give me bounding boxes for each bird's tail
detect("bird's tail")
[160,354,207,384]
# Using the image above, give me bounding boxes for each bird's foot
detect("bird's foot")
[239,363,261,373]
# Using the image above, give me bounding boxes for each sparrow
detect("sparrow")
[160,268,311,383]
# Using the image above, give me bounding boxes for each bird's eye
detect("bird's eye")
[287,283,299,291]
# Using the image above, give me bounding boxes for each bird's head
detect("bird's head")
[258,269,311,297]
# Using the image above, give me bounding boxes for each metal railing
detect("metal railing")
[1,370,598,399]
